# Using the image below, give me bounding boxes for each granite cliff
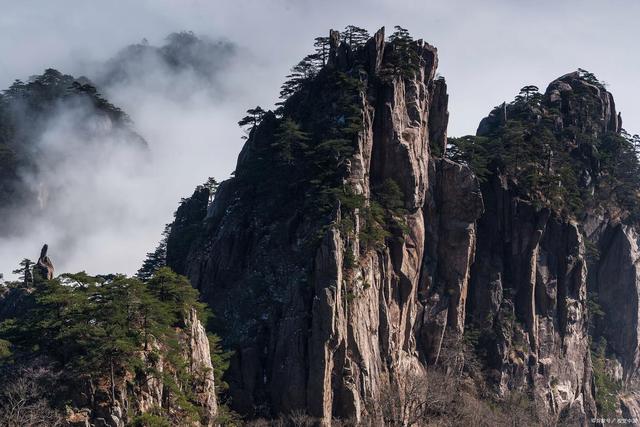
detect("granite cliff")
[163,27,640,426]
[0,248,219,427]
[0,24,637,427]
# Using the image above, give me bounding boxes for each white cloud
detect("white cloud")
[1,0,638,276]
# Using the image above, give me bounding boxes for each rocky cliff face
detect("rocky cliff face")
[0,248,218,427]
[66,308,218,427]
[58,308,216,427]
[469,71,640,422]
[168,30,640,425]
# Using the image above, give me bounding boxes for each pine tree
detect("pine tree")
[279,55,321,100]
[203,176,219,203]
[11,258,33,287]
[384,26,420,79]
[515,85,540,104]
[313,37,330,65]
[272,118,309,163]
[341,26,370,48]
[238,106,266,130]
[137,224,171,281]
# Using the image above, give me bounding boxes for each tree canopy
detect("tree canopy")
[0,265,228,424]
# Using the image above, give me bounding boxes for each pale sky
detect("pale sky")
[1,0,638,136]
[0,0,638,276]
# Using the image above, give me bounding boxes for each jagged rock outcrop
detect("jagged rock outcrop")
[63,306,217,427]
[0,247,218,427]
[36,243,54,280]
[471,70,640,423]
[468,176,595,421]
[167,29,640,425]
[167,27,483,424]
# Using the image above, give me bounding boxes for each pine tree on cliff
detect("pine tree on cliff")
[313,36,330,65]
[273,118,309,164]
[514,85,542,105]
[341,25,369,48]
[279,55,321,99]
[11,258,33,288]
[0,265,216,424]
[385,26,420,79]
[137,224,171,281]
[238,106,266,131]
[204,176,219,203]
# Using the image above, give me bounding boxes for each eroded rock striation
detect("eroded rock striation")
[167,30,640,424]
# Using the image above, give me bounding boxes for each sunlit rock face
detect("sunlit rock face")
[167,28,640,425]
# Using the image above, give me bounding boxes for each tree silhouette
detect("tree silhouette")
[578,68,599,85]
[313,36,330,65]
[342,26,370,48]
[518,85,540,102]
[238,106,266,131]
[11,259,33,288]
[279,55,322,99]
[137,225,171,281]
[384,26,420,79]
[203,176,219,203]
[272,118,309,164]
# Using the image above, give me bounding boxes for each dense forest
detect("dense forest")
[0,257,233,426]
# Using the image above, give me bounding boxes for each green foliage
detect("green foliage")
[514,85,542,106]
[591,338,621,416]
[137,224,171,281]
[130,412,172,427]
[383,26,421,80]
[341,25,370,48]
[359,200,390,250]
[4,69,128,122]
[207,333,232,392]
[232,26,423,256]
[0,338,11,361]
[343,247,356,270]
[11,258,33,288]
[0,267,219,424]
[587,291,605,336]
[448,71,640,221]
[215,404,244,426]
[279,56,321,100]
[273,118,310,163]
[313,37,330,66]
[376,178,409,234]
[578,68,600,86]
[585,240,600,262]
[446,136,490,182]
[587,292,605,319]
[238,58,365,223]
[598,131,640,221]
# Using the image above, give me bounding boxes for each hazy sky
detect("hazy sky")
[1,0,638,276]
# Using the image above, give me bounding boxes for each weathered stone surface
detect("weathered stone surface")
[596,224,640,378]
[165,28,640,425]
[168,28,477,423]
[545,71,620,136]
[36,243,54,280]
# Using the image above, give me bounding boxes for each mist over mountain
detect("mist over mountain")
[94,31,236,100]
[1,2,640,425]
[0,69,146,233]
[0,32,242,279]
